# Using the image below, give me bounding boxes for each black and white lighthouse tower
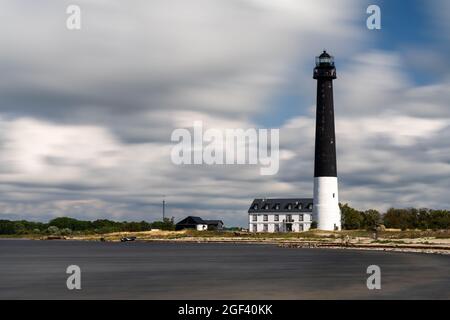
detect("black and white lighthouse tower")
[312,51,341,231]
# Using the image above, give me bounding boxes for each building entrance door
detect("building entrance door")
[286,223,292,232]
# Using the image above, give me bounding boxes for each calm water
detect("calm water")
[0,239,449,299]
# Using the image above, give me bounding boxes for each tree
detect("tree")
[47,226,60,235]
[362,209,381,229]
[340,203,364,229]
[383,208,412,230]
[49,217,92,231]
[151,218,175,231]
[428,210,450,230]
[0,220,16,234]
[60,228,73,235]
[121,221,152,232]
[417,208,430,229]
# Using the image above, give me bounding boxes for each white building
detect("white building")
[248,198,313,233]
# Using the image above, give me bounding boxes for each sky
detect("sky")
[0,0,449,226]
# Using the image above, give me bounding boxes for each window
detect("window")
[333,193,335,198]
[274,224,280,232]
[263,215,268,222]
[286,204,292,210]
[308,203,313,210]
[252,224,257,232]
[252,215,257,222]
[287,214,292,222]
[263,224,268,232]
[274,214,279,222]
[264,204,269,210]
[299,224,304,231]
[299,214,304,221]
[274,203,280,210]
[253,204,258,210]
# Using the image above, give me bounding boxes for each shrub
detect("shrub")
[60,228,72,235]
[340,203,364,229]
[47,226,60,235]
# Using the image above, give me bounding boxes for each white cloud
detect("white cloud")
[0,1,449,225]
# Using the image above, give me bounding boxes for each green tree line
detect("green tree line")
[1,205,449,235]
[0,217,175,235]
[340,203,450,230]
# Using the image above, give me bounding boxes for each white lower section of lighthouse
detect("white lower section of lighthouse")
[313,177,341,231]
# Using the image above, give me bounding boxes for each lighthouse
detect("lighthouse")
[313,51,341,231]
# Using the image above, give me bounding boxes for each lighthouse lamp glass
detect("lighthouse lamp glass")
[315,56,334,66]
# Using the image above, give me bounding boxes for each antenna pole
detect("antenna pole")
[162,196,166,221]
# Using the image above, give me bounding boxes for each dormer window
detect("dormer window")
[253,204,258,210]
[296,203,303,210]
[274,204,280,210]
[264,204,269,210]
[307,203,313,210]
[286,204,292,210]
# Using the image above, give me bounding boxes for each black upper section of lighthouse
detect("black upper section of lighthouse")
[313,51,337,177]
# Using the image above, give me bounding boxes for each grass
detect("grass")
[371,239,407,244]
[0,234,42,239]
[2,228,449,241]
[377,230,450,239]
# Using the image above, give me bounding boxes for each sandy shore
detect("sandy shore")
[59,229,450,255]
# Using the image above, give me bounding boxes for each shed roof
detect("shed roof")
[203,220,224,225]
[176,216,206,225]
[176,216,224,226]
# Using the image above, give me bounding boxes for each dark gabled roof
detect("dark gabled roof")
[248,198,314,213]
[176,216,224,226]
[176,216,206,225]
[203,220,223,225]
